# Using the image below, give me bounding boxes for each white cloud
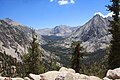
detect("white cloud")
[58,0,75,5]
[49,0,75,5]
[94,12,113,18]
[58,0,69,5]
[70,0,75,4]
[50,0,54,2]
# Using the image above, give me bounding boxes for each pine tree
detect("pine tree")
[107,0,120,69]
[22,30,45,76]
[71,41,84,73]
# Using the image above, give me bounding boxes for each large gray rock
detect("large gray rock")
[64,72,74,80]
[89,76,102,80]
[77,74,90,80]
[0,77,9,80]
[106,67,120,79]
[59,67,75,74]
[24,77,31,80]
[11,77,24,80]
[29,73,41,80]
[103,77,112,80]
[59,67,101,80]
[40,71,60,80]
[57,67,75,80]
[0,77,24,80]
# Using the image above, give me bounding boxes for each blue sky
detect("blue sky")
[0,0,110,29]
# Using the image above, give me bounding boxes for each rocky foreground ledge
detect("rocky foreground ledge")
[0,67,120,80]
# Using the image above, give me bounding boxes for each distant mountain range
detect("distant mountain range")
[36,14,113,66]
[0,13,113,66]
[36,25,78,37]
[38,14,112,53]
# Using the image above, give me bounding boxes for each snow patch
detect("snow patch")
[94,12,113,18]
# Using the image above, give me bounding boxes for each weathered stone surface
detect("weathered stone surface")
[0,77,24,80]
[64,72,74,80]
[11,77,24,80]
[106,68,120,79]
[59,67,75,74]
[29,73,41,80]
[24,77,31,80]
[78,74,90,80]
[103,77,112,80]
[40,71,60,80]
[0,77,9,80]
[89,76,102,80]
[59,67,68,72]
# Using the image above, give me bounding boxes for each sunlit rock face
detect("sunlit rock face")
[0,19,32,61]
[0,18,48,61]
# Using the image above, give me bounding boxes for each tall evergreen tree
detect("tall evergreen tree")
[71,42,82,73]
[107,0,120,69]
[23,30,45,76]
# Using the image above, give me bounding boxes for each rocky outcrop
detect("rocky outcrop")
[1,67,120,80]
[29,67,102,80]
[27,67,120,80]
[103,67,120,80]
[29,73,42,80]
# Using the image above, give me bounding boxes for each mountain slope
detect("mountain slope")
[37,14,112,66]
[0,19,32,60]
[68,14,109,41]
[64,14,112,52]
[0,14,112,66]
[0,19,50,61]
